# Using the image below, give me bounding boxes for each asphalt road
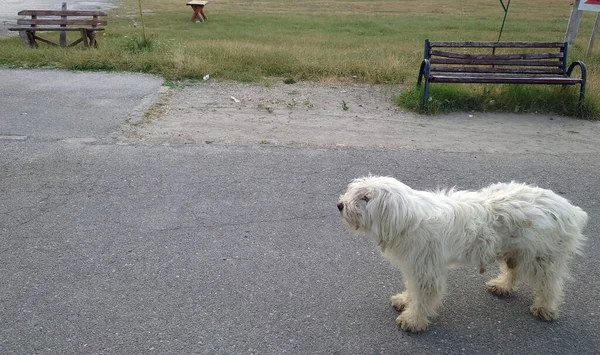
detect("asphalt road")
[1,69,599,354]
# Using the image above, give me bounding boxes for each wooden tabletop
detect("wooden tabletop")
[186,1,209,5]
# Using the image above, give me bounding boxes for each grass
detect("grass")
[0,0,598,118]
[398,85,600,119]
[125,36,155,53]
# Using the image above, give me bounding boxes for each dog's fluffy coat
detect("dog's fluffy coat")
[337,176,588,332]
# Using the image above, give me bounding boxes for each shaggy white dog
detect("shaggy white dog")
[337,175,588,332]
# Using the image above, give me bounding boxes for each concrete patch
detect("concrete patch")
[0,135,28,140]
[61,137,97,144]
[0,68,164,140]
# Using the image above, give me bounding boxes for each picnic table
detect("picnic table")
[186,1,208,23]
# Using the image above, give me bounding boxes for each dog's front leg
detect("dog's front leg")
[390,276,411,312]
[396,272,446,333]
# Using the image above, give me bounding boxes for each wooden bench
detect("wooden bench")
[9,10,107,49]
[417,40,587,109]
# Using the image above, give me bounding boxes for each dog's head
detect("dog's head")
[337,175,416,237]
[337,177,374,233]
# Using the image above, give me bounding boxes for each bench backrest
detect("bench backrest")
[424,40,568,76]
[17,10,107,27]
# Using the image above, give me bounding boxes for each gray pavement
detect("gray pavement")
[0,69,164,140]
[1,69,599,354]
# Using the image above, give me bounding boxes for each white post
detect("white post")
[588,13,600,54]
[565,0,583,45]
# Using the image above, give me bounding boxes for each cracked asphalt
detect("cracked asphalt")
[0,69,599,354]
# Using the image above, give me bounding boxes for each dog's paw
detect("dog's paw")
[396,312,429,333]
[485,281,511,296]
[530,306,557,321]
[390,293,410,312]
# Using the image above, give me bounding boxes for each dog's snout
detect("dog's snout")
[337,202,344,211]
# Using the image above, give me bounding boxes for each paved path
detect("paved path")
[1,69,599,354]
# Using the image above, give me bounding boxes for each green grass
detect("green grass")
[398,85,599,119]
[124,36,155,54]
[0,0,598,118]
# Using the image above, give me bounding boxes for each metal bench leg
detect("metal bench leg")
[422,78,430,110]
[417,59,431,110]
[579,81,586,105]
[417,61,425,86]
[566,61,587,105]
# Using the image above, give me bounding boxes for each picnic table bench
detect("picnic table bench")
[417,40,587,109]
[9,10,107,49]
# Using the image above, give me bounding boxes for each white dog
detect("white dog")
[337,175,588,332]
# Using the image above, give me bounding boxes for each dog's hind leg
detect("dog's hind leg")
[486,258,519,296]
[529,258,566,321]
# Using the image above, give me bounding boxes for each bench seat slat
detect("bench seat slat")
[430,50,563,61]
[430,66,564,75]
[430,74,581,85]
[17,10,107,16]
[432,72,569,78]
[430,58,560,67]
[17,19,107,26]
[429,41,565,48]
[9,27,105,32]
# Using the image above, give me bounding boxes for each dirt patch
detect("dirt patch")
[125,81,600,153]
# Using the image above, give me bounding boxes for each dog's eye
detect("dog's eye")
[361,196,370,202]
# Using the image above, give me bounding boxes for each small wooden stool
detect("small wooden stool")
[187,1,208,22]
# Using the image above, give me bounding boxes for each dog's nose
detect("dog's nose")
[337,202,344,211]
